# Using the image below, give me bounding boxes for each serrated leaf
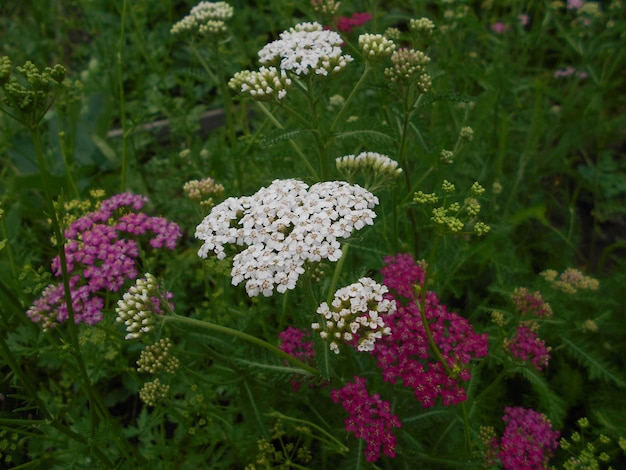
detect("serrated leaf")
[560,336,626,387]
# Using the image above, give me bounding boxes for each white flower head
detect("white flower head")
[195,180,378,297]
[258,22,353,77]
[312,277,395,354]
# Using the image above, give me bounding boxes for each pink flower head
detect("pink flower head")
[488,407,560,469]
[490,22,510,34]
[374,254,488,408]
[511,287,553,318]
[334,12,372,33]
[26,193,182,329]
[505,324,551,370]
[331,376,401,462]
[278,327,317,391]
[518,14,530,27]
[567,0,584,9]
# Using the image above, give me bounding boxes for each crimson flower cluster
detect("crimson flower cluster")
[27,193,181,329]
[333,12,372,33]
[331,376,401,462]
[278,326,316,391]
[488,406,560,470]
[373,253,489,407]
[505,325,551,371]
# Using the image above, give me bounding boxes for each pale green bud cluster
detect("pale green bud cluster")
[414,180,491,236]
[0,57,67,127]
[460,126,474,142]
[409,17,435,36]
[440,149,454,164]
[358,34,396,61]
[384,27,402,41]
[327,94,345,109]
[184,177,225,207]
[137,338,180,375]
[139,378,170,407]
[311,0,341,15]
[442,179,455,193]
[171,1,234,37]
[413,191,438,204]
[229,67,292,101]
[470,181,485,196]
[384,48,431,92]
[560,418,623,470]
[336,151,402,191]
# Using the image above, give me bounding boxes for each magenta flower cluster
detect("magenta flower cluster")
[511,287,553,318]
[334,12,372,33]
[278,326,316,391]
[373,254,489,408]
[506,325,551,371]
[489,406,560,470]
[331,376,401,462]
[26,193,182,329]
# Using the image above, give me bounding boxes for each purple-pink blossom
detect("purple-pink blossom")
[331,376,401,462]
[278,327,316,391]
[505,324,551,370]
[488,406,560,469]
[27,193,182,329]
[374,254,489,408]
[333,12,372,33]
[567,0,584,9]
[490,22,510,34]
[511,287,553,318]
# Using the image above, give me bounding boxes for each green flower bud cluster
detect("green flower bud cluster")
[0,57,68,128]
[414,180,491,236]
[139,378,170,407]
[384,48,431,93]
[184,177,225,208]
[560,417,623,470]
[460,126,474,142]
[358,33,396,62]
[137,338,180,375]
[409,17,435,37]
[311,0,341,15]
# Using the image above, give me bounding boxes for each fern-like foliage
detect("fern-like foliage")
[559,335,626,388]
[518,366,567,425]
[259,128,307,148]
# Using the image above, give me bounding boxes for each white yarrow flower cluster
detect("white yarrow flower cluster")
[171,1,234,36]
[195,179,379,297]
[258,22,353,77]
[311,278,395,354]
[115,273,172,340]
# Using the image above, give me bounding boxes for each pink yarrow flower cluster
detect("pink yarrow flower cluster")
[333,12,372,33]
[505,325,551,370]
[331,376,401,462]
[488,406,560,470]
[511,287,553,318]
[278,326,316,391]
[26,193,182,330]
[373,254,489,408]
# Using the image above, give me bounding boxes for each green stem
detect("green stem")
[0,328,116,468]
[329,63,371,134]
[254,101,319,180]
[267,411,349,454]
[163,313,320,376]
[118,0,129,192]
[326,243,349,305]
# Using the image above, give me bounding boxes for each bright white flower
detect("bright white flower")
[258,22,353,77]
[311,277,395,353]
[195,179,378,297]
